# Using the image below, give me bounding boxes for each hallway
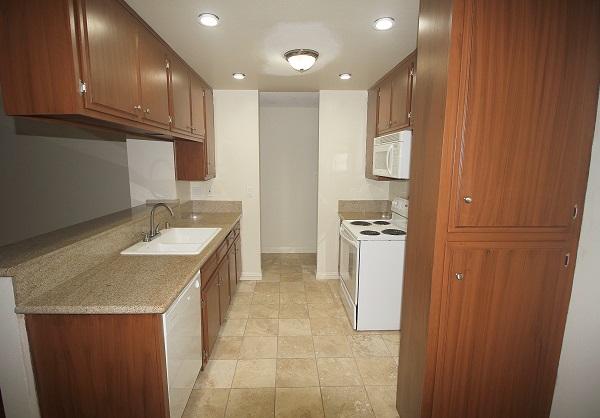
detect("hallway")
[182,253,400,417]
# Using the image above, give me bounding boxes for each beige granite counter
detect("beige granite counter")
[1,201,241,315]
[337,200,391,221]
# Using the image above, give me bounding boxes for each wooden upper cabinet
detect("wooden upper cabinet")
[174,139,204,181]
[376,51,416,136]
[190,77,206,139]
[433,242,569,417]
[365,86,379,179]
[81,0,140,119]
[169,56,192,136]
[137,27,170,129]
[376,79,393,134]
[449,0,593,231]
[204,87,216,179]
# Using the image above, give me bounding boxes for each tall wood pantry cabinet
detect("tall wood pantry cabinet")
[397,0,600,417]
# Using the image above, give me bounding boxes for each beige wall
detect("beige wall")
[191,90,263,279]
[316,91,389,279]
[0,95,131,247]
[259,93,319,253]
[550,99,600,417]
[126,139,178,207]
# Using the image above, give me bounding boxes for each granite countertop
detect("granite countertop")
[5,202,242,316]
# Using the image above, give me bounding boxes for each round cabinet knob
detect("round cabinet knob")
[145,108,150,114]
[191,126,197,131]
[455,273,464,280]
[463,196,473,204]
[134,105,142,110]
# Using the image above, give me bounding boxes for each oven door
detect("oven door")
[339,225,359,325]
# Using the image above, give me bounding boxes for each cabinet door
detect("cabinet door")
[432,242,570,417]
[201,274,220,365]
[137,28,170,128]
[376,80,392,135]
[365,86,379,179]
[204,88,216,179]
[228,241,238,297]
[169,56,192,135]
[234,238,242,284]
[450,0,593,230]
[81,0,140,119]
[173,140,204,181]
[390,60,413,130]
[190,77,206,139]
[217,258,230,321]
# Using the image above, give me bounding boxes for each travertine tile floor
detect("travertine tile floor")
[182,253,401,418]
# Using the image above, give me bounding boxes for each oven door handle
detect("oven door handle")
[340,226,359,249]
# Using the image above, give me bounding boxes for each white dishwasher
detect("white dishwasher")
[163,271,202,418]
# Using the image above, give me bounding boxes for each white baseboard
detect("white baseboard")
[240,273,263,281]
[261,247,316,254]
[316,273,340,280]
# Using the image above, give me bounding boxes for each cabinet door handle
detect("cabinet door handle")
[144,108,150,114]
[455,273,464,280]
[191,126,197,131]
[134,105,142,111]
[463,196,473,204]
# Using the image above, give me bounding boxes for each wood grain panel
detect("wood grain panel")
[190,76,205,139]
[0,0,81,115]
[169,56,192,135]
[173,139,205,181]
[203,87,216,179]
[202,273,221,366]
[26,314,168,418]
[450,0,599,230]
[81,0,140,119]
[376,79,392,135]
[138,27,170,128]
[390,59,413,130]
[218,258,231,320]
[433,242,568,417]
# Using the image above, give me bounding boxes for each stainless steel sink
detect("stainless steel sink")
[121,228,221,255]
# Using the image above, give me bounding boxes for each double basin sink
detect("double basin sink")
[121,227,222,255]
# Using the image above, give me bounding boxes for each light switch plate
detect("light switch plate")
[191,186,204,199]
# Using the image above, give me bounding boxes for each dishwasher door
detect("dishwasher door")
[163,272,202,418]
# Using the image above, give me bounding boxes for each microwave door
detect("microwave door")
[386,146,394,177]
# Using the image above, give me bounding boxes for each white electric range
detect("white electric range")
[338,197,408,330]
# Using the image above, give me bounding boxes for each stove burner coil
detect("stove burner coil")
[360,230,380,235]
[381,229,406,235]
[373,221,391,225]
[351,221,372,226]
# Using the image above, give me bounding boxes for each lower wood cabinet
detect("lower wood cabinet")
[200,223,241,367]
[26,314,169,418]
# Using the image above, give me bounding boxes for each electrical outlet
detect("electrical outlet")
[191,186,204,199]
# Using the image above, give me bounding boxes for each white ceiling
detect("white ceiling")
[124,0,420,91]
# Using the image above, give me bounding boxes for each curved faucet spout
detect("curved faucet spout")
[150,203,174,238]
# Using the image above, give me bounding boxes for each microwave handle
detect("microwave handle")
[340,226,359,249]
[386,146,394,176]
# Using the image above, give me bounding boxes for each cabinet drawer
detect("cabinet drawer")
[200,252,218,288]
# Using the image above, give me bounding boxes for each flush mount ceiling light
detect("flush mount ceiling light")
[284,49,319,72]
[373,17,395,31]
[197,13,219,27]
[232,73,245,80]
[339,73,352,80]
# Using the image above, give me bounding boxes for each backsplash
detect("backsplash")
[338,200,391,213]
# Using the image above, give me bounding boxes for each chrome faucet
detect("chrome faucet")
[145,203,174,241]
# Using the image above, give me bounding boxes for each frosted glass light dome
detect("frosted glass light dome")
[284,49,319,72]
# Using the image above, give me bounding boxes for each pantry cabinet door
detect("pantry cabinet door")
[81,0,140,119]
[450,0,596,231]
[138,28,170,128]
[432,242,570,417]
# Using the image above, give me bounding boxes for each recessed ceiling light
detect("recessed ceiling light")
[339,73,352,80]
[197,13,219,27]
[373,17,395,31]
[232,73,245,80]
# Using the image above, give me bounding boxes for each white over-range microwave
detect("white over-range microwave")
[372,130,412,179]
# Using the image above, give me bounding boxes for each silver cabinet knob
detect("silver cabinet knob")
[134,105,142,110]
[144,108,150,114]
[464,196,473,203]
[455,273,464,280]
